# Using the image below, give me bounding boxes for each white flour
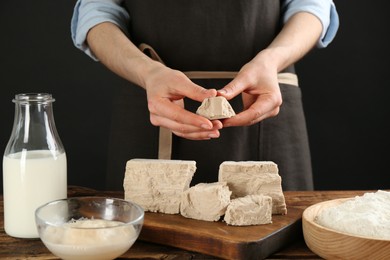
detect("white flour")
[315,190,390,240]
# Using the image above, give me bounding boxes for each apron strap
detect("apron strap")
[139,43,299,159]
[158,127,172,159]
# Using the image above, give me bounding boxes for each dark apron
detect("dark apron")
[106,0,314,191]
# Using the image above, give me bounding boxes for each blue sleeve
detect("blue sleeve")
[71,0,130,61]
[71,0,339,60]
[282,0,340,48]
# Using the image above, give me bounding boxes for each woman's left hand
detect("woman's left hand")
[217,50,282,127]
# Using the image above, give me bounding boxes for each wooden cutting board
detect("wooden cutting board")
[66,186,304,259]
[139,206,303,260]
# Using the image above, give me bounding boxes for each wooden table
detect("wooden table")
[0,186,369,259]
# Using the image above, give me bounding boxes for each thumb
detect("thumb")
[180,82,217,102]
[217,76,245,100]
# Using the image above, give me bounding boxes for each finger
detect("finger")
[148,97,214,130]
[173,129,221,140]
[217,72,250,100]
[211,120,223,129]
[223,95,281,127]
[177,80,217,102]
[150,113,215,133]
[223,106,280,127]
[241,92,257,110]
[153,115,221,140]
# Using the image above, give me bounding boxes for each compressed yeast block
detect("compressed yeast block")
[224,194,273,226]
[123,159,196,214]
[218,161,287,215]
[196,96,236,120]
[180,182,232,222]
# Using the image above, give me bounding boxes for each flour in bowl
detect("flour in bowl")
[315,190,390,240]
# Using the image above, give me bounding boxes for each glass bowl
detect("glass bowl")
[35,196,144,260]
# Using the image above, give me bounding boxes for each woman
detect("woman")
[71,0,339,190]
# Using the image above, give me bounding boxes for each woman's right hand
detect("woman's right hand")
[143,63,222,140]
[86,23,222,140]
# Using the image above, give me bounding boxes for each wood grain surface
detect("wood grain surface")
[0,187,373,259]
[140,207,303,259]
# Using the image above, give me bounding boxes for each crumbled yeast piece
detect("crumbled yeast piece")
[180,182,232,221]
[196,96,236,120]
[218,161,287,215]
[224,194,273,226]
[123,159,196,214]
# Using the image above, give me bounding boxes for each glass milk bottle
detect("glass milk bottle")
[2,93,67,238]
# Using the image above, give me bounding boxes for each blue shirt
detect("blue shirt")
[71,0,339,61]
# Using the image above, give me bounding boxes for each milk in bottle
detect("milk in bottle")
[2,93,67,238]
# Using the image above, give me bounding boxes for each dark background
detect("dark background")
[1,1,389,193]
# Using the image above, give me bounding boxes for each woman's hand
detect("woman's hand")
[144,63,222,140]
[87,12,322,134]
[217,12,323,127]
[217,50,282,127]
[87,22,222,140]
